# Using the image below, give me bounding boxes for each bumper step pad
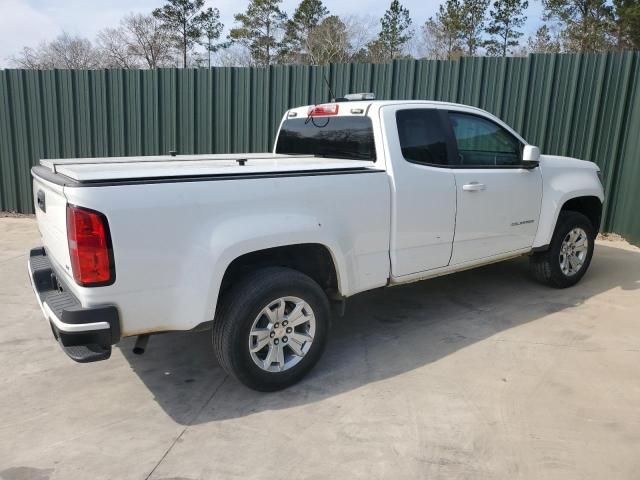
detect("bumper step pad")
[29,247,120,363]
[62,344,111,363]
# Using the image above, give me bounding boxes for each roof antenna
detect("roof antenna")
[321,67,336,102]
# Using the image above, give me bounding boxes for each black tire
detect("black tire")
[212,266,330,391]
[529,211,596,288]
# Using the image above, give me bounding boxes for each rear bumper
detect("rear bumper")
[28,247,120,363]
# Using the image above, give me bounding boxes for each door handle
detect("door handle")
[462,182,486,192]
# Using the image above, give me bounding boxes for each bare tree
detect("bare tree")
[97,14,176,69]
[124,14,175,68]
[11,32,102,69]
[10,46,55,69]
[342,15,379,61]
[306,15,351,64]
[97,27,140,68]
[210,44,256,66]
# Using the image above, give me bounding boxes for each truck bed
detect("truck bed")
[37,153,380,184]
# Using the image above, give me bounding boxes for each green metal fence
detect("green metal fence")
[1,52,639,244]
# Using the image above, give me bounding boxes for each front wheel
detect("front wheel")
[212,267,330,391]
[529,211,596,288]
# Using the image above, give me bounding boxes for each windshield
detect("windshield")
[275,116,376,161]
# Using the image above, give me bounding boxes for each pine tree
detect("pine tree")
[200,7,227,67]
[484,0,529,56]
[377,0,414,61]
[422,0,465,59]
[230,0,288,66]
[614,0,640,48]
[152,0,209,67]
[280,0,329,63]
[460,0,490,56]
[527,24,562,52]
[542,0,615,52]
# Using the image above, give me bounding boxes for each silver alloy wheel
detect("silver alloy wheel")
[248,296,316,373]
[559,227,589,276]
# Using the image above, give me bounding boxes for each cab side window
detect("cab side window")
[449,112,522,167]
[396,109,451,166]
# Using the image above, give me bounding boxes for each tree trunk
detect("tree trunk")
[266,20,271,67]
[183,21,188,68]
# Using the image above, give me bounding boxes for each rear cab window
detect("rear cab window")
[275,115,376,161]
[396,109,453,166]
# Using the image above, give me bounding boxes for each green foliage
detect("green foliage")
[460,0,491,55]
[485,0,528,56]
[152,0,209,67]
[362,38,388,63]
[200,7,228,67]
[376,0,414,61]
[542,0,615,52]
[280,0,329,62]
[527,25,562,53]
[615,0,640,48]
[230,0,288,66]
[423,0,465,59]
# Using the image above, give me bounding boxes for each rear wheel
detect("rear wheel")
[212,267,330,391]
[529,211,595,288]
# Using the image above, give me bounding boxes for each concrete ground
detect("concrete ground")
[1,217,640,480]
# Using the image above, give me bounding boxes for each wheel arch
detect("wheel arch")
[206,240,348,323]
[534,194,604,250]
[198,210,361,325]
[219,243,342,299]
[560,196,603,233]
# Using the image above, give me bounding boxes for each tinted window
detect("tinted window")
[396,109,450,165]
[275,116,376,161]
[449,112,522,166]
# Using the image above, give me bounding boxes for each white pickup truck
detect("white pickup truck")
[29,97,604,391]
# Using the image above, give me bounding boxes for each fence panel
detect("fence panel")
[1,52,639,244]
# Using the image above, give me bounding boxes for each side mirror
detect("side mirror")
[522,145,540,168]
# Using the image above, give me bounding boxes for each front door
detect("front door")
[447,111,543,265]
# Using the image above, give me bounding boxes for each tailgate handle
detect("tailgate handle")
[37,190,46,212]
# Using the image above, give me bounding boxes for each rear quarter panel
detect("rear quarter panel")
[63,171,391,336]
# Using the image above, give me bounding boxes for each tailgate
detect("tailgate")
[32,174,72,280]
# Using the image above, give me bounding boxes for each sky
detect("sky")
[0,0,545,66]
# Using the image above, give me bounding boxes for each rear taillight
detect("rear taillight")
[66,205,115,287]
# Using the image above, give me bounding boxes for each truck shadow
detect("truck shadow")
[118,242,640,425]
